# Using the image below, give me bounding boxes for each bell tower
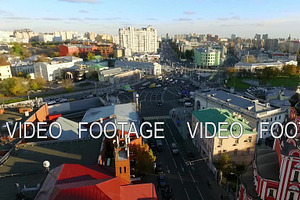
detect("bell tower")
[114,132,131,185]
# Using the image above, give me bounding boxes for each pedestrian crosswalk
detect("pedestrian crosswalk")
[143,115,171,120]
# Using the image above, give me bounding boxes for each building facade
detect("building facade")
[119,26,158,53]
[194,48,221,67]
[0,65,12,80]
[194,89,287,140]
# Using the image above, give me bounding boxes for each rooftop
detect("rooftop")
[192,108,255,137]
[0,138,102,199]
[115,60,159,69]
[255,149,280,181]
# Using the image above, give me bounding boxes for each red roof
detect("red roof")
[36,164,157,200]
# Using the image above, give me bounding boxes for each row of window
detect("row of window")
[218,148,251,156]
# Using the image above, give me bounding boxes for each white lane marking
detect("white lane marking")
[166,165,170,174]
[184,188,191,200]
[189,170,195,182]
[191,166,195,171]
[180,163,185,172]
[196,185,205,200]
[178,171,183,184]
[172,157,178,169]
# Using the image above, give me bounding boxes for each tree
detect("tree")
[129,143,156,176]
[30,76,46,90]
[0,56,10,66]
[216,153,233,175]
[226,67,237,78]
[0,77,29,96]
[37,54,50,62]
[87,52,95,60]
[61,79,74,92]
[282,65,298,77]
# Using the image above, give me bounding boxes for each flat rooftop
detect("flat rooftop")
[0,138,102,199]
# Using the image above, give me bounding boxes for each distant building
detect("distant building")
[119,26,158,53]
[0,64,12,80]
[194,89,287,140]
[97,43,114,58]
[34,56,83,81]
[38,33,54,43]
[115,60,161,76]
[192,108,257,169]
[194,48,221,67]
[113,46,125,58]
[234,61,297,72]
[59,45,79,56]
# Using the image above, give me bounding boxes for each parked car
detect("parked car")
[157,101,162,106]
[157,174,167,188]
[171,143,179,155]
[184,102,193,107]
[155,162,163,174]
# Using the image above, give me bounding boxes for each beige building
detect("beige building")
[0,65,12,80]
[191,108,257,172]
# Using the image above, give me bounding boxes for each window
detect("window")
[279,115,281,120]
[248,136,252,142]
[234,149,238,156]
[235,139,239,144]
[293,170,300,182]
[268,188,276,197]
[247,148,250,154]
[119,167,122,174]
[223,150,227,153]
[124,166,126,173]
[218,150,221,155]
[288,191,298,200]
[218,139,223,146]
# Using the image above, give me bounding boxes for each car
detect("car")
[47,100,56,105]
[68,98,75,102]
[155,162,164,174]
[139,86,145,90]
[156,84,161,87]
[119,91,125,94]
[156,140,163,152]
[86,94,94,99]
[163,87,167,91]
[157,174,167,188]
[171,143,179,155]
[157,101,162,106]
[184,102,193,107]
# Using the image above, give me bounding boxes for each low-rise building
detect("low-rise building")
[115,60,161,76]
[34,56,83,81]
[194,89,287,140]
[59,44,79,56]
[191,108,257,170]
[0,64,12,80]
[234,60,297,72]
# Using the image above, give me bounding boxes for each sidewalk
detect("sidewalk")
[169,106,193,140]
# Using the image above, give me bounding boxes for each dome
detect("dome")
[289,93,300,107]
[295,102,300,115]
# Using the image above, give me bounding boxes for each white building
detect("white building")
[0,31,16,43]
[234,60,297,72]
[115,60,161,76]
[119,26,158,53]
[38,34,54,43]
[194,89,287,140]
[0,65,12,80]
[34,56,83,81]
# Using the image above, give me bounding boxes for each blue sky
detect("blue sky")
[1,0,300,38]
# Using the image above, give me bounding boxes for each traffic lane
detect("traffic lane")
[161,119,204,200]
[149,119,188,200]
[163,118,221,200]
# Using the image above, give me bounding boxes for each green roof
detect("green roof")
[89,64,108,69]
[192,108,256,137]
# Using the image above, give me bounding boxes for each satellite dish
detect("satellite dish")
[43,160,50,171]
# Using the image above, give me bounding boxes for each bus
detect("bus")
[149,83,156,88]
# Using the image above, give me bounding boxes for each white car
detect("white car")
[47,100,56,105]
[171,143,179,155]
[156,84,162,88]
[163,87,167,91]
[59,98,68,103]
[184,102,193,107]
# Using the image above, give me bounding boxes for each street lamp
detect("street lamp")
[230,172,239,200]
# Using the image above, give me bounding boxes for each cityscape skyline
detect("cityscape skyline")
[1,0,300,38]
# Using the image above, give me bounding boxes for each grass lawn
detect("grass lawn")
[226,77,250,89]
[267,76,300,87]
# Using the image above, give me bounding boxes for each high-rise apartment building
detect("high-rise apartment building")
[119,26,158,53]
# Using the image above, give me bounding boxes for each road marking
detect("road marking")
[178,171,183,184]
[143,116,171,120]
[184,188,191,200]
[172,157,178,169]
[166,165,170,174]
[180,163,185,172]
[196,185,205,200]
[189,170,195,182]
[191,166,195,171]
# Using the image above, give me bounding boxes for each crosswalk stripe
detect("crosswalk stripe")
[143,115,171,120]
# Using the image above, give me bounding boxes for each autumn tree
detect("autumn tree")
[282,65,298,77]
[226,67,238,78]
[216,153,233,175]
[0,77,29,96]
[30,76,46,90]
[0,56,10,66]
[61,79,74,92]
[37,54,51,62]
[129,143,156,176]
[87,52,95,60]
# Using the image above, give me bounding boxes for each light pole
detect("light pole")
[230,172,239,200]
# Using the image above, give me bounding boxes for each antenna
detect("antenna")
[43,160,50,172]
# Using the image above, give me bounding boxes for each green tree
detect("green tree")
[87,52,95,60]
[0,77,29,96]
[61,79,74,92]
[30,76,46,90]
[216,153,233,174]
[129,143,156,176]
